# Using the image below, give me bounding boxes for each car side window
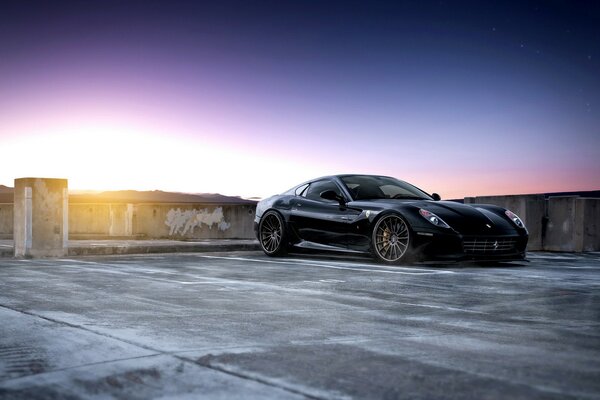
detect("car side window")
[295,184,309,196]
[304,180,342,203]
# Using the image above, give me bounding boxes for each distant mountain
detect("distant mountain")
[69,190,256,204]
[0,187,256,205]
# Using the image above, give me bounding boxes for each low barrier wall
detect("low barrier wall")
[2,202,256,240]
[465,195,600,252]
[0,203,13,239]
[545,197,600,252]
[134,203,255,239]
[69,204,134,237]
[1,196,598,251]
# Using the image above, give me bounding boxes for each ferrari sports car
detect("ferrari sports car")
[254,174,528,263]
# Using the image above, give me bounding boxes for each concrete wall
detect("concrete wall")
[545,196,578,252]
[134,204,255,239]
[0,203,13,239]
[3,202,256,240]
[69,204,133,237]
[545,197,600,252]
[3,193,598,251]
[579,198,600,252]
[464,195,546,251]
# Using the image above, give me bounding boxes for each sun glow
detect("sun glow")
[0,118,326,197]
[1,1,599,201]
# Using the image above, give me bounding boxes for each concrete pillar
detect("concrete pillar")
[13,178,68,257]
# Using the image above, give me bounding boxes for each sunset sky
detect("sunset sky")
[1,0,598,199]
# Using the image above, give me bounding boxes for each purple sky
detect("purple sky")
[0,1,598,198]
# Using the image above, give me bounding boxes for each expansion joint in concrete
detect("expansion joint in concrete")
[0,303,320,399]
[176,353,324,400]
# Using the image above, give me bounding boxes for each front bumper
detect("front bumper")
[412,230,528,262]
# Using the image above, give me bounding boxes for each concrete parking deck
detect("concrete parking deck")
[1,251,599,399]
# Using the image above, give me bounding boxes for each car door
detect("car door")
[289,179,354,249]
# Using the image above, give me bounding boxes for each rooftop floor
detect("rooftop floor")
[1,251,599,399]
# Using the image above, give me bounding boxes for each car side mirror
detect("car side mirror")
[320,190,345,206]
[432,193,441,201]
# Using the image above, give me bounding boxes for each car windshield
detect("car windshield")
[340,175,433,201]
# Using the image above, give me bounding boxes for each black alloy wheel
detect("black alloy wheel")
[259,211,287,256]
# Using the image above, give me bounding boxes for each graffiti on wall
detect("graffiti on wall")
[165,207,231,236]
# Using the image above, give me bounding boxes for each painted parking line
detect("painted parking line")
[52,261,254,286]
[199,255,454,275]
[397,302,487,314]
[59,259,102,265]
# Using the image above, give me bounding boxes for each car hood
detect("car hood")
[360,199,515,235]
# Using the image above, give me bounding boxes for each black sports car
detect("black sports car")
[254,174,528,263]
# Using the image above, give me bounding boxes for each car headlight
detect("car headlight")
[419,209,450,228]
[505,210,525,228]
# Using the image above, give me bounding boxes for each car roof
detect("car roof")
[309,174,393,181]
[335,174,395,179]
[294,174,396,186]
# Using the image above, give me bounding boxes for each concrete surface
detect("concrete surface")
[545,196,580,252]
[1,251,599,399]
[0,204,11,239]
[135,203,256,240]
[69,203,257,240]
[545,197,600,252]
[580,198,600,251]
[69,204,134,237]
[2,202,256,241]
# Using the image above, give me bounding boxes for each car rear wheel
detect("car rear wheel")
[372,214,411,264]
[259,211,287,256]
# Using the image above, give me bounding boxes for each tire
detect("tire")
[372,213,411,264]
[258,210,288,256]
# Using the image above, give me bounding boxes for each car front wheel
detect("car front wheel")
[372,214,411,264]
[259,211,287,256]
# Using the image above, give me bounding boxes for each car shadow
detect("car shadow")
[418,260,529,269]
[284,249,528,269]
